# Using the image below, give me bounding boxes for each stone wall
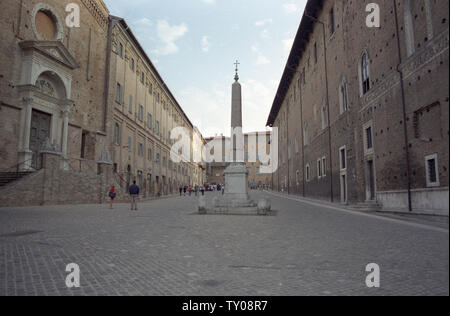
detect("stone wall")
[0,152,127,207]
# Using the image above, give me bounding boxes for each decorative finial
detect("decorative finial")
[234,60,240,81]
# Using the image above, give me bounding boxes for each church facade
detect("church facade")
[267,0,449,215]
[0,0,110,173]
[0,0,205,205]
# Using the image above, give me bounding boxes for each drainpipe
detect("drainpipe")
[393,1,413,212]
[306,13,334,203]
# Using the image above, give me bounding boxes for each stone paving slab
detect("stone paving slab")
[0,191,448,296]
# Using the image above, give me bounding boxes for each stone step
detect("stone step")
[347,202,382,212]
[0,171,35,188]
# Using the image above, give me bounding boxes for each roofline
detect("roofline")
[266,0,324,126]
[110,15,195,130]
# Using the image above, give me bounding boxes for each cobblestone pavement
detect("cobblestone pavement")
[0,191,448,296]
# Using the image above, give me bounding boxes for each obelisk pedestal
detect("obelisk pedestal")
[199,61,270,215]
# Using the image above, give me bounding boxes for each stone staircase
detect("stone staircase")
[347,201,382,212]
[0,172,35,188]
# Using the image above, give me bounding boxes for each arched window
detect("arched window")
[361,52,371,95]
[339,77,349,114]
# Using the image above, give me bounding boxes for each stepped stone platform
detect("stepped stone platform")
[198,194,272,216]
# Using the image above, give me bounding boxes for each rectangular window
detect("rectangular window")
[118,42,124,58]
[148,148,152,161]
[115,83,123,103]
[138,105,144,121]
[322,157,326,177]
[130,58,135,72]
[425,154,440,187]
[340,147,347,171]
[147,114,153,129]
[138,143,143,157]
[156,121,160,135]
[329,7,335,35]
[317,159,322,179]
[340,82,349,114]
[128,136,132,152]
[156,153,160,163]
[141,72,145,84]
[113,122,122,145]
[314,42,318,64]
[366,126,373,150]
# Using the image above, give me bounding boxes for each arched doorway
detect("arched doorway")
[18,39,78,171]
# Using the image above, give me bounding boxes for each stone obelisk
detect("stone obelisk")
[223,61,251,204]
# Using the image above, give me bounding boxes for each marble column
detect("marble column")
[61,106,70,170]
[18,97,34,171]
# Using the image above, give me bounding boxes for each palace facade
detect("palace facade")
[267,0,449,214]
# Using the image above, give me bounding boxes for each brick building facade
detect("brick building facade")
[0,0,206,205]
[267,0,449,214]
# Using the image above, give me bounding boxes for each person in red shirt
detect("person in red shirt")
[109,185,116,209]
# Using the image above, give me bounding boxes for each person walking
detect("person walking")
[201,185,205,196]
[108,185,116,209]
[179,186,183,196]
[183,186,187,196]
[129,180,140,211]
[188,185,192,196]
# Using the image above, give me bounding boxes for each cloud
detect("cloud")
[179,86,229,137]
[133,18,152,27]
[251,44,270,65]
[255,55,270,65]
[151,20,188,56]
[260,29,270,39]
[201,0,215,3]
[201,36,211,52]
[283,3,300,14]
[241,79,277,132]
[254,18,273,27]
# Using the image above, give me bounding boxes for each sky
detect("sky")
[103,0,307,137]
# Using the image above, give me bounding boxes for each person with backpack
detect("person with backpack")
[129,181,140,211]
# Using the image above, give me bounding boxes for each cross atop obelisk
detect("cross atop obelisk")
[234,60,240,81]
